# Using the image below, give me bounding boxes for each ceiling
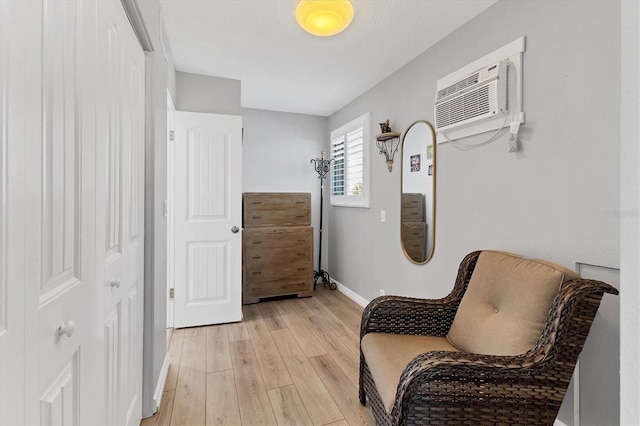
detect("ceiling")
[160,0,497,117]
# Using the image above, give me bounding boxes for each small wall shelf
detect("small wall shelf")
[376,131,401,172]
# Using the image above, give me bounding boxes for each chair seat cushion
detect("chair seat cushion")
[447,250,579,356]
[361,333,459,413]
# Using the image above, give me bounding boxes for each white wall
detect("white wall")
[242,108,328,271]
[620,0,640,424]
[177,71,241,116]
[329,0,620,300]
[328,0,621,423]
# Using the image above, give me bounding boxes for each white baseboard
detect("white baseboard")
[153,352,171,413]
[553,420,569,426]
[332,278,370,308]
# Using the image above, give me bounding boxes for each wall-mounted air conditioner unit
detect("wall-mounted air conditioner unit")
[434,61,509,134]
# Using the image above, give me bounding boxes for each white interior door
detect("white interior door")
[94,1,145,424]
[173,112,243,328]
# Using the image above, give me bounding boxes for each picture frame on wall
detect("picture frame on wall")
[410,154,421,172]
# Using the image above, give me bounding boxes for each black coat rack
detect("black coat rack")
[310,152,336,290]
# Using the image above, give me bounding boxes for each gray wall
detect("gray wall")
[328,1,620,424]
[176,71,241,115]
[242,108,328,271]
[620,0,640,423]
[137,0,173,418]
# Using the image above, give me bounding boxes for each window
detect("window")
[330,113,371,208]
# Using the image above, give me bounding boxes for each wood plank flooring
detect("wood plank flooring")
[141,285,373,426]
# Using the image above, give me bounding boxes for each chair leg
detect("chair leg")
[359,354,367,405]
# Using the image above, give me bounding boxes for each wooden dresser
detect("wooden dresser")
[242,192,313,304]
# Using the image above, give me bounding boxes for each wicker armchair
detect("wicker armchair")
[359,250,619,425]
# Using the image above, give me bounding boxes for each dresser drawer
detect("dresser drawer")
[401,193,424,223]
[243,227,312,250]
[243,279,311,300]
[401,222,426,262]
[244,263,312,283]
[244,246,311,267]
[244,192,311,227]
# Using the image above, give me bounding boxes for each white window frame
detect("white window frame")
[329,112,371,208]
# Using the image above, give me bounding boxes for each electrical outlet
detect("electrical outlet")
[380,289,385,296]
[380,210,386,223]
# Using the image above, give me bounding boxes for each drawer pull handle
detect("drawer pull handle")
[252,271,261,275]
[252,201,262,204]
[296,215,305,218]
[297,239,305,242]
[252,216,262,219]
[297,268,305,271]
[252,256,261,260]
[253,241,262,245]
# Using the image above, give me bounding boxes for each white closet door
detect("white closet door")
[94,1,146,424]
[21,0,100,424]
[0,1,31,424]
[0,1,144,424]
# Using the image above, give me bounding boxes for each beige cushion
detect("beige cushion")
[447,250,578,356]
[361,333,459,413]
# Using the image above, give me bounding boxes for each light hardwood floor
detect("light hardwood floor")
[141,285,373,426]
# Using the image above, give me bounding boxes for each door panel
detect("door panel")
[0,1,30,424]
[188,242,228,300]
[22,1,95,424]
[39,352,80,426]
[40,0,81,302]
[95,1,145,424]
[103,307,120,425]
[174,112,242,327]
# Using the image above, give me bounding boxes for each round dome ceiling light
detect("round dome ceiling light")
[295,0,354,37]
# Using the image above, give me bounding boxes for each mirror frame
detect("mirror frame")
[400,120,436,264]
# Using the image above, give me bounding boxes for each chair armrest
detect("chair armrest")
[390,350,548,423]
[360,296,460,339]
[360,251,482,339]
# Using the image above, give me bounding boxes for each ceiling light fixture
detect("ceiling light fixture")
[295,0,354,37]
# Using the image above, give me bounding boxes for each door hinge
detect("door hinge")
[169,288,174,299]
[169,130,174,141]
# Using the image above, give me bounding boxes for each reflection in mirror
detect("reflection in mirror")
[401,120,436,264]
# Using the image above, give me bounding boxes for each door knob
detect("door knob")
[231,226,239,234]
[110,279,121,288]
[57,320,75,338]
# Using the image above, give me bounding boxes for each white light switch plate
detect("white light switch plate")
[380,210,386,222]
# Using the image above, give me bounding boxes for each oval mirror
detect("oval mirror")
[401,120,436,264]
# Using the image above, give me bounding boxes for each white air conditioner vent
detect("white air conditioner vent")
[436,73,480,101]
[434,61,508,133]
[435,84,493,129]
